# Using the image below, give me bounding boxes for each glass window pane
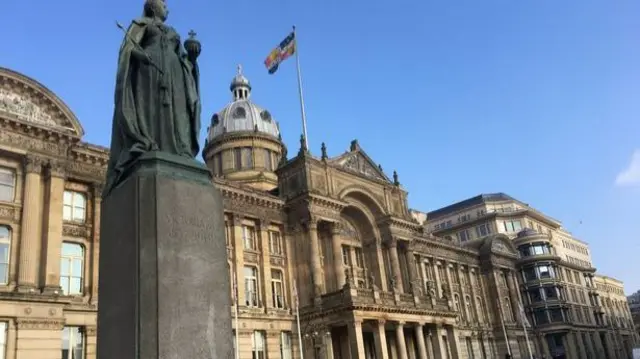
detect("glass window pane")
[73,208,85,221]
[70,278,82,294]
[63,191,73,206]
[73,193,85,207]
[0,226,8,240]
[72,259,83,277]
[60,277,69,294]
[61,259,70,276]
[63,206,72,221]
[0,186,12,202]
[0,243,9,263]
[0,264,7,285]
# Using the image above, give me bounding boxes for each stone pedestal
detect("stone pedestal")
[97,152,233,359]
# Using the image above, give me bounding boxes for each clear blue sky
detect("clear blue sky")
[2,1,639,292]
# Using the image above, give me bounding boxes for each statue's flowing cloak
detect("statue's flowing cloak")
[103,17,201,197]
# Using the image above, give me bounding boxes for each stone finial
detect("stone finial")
[278,147,288,167]
[393,170,399,186]
[321,142,328,160]
[378,164,383,172]
[298,134,307,155]
[350,139,359,152]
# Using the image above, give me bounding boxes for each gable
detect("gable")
[0,67,84,137]
[332,150,389,182]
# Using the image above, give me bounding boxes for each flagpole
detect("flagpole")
[499,301,512,357]
[519,302,534,359]
[292,25,309,150]
[293,281,305,359]
[233,272,240,359]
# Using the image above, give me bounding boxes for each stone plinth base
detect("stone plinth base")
[97,152,232,359]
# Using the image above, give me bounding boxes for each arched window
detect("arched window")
[454,294,460,312]
[476,296,484,322]
[0,225,11,285]
[232,106,246,119]
[465,295,475,322]
[60,242,84,295]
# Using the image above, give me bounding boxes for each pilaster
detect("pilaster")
[232,214,246,306]
[373,320,389,359]
[17,154,44,292]
[42,159,66,294]
[415,324,428,359]
[90,182,102,304]
[348,320,365,359]
[388,238,403,292]
[258,218,273,311]
[330,223,345,289]
[307,218,324,298]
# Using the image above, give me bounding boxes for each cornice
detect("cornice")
[216,180,284,211]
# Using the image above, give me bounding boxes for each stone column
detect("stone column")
[469,268,480,324]
[592,331,606,359]
[348,320,366,359]
[330,223,345,289]
[324,331,335,359]
[374,320,390,359]
[388,239,403,292]
[445,325,461,359]
[232,214,246,306]
[42,160,66,294]
[395,322,408,359]
[433,261,443,298]
[425,329,435,359]
[431,325,446,359]
[414,324,428,359]
[17,155,44,292]
[258,218,273,310]
[307,219,324,297]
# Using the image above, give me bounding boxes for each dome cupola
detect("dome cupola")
[203,65,285,191]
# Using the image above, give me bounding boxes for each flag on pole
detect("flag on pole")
[264,31,296,74]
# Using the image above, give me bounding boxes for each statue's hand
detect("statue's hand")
[131,48,152,65]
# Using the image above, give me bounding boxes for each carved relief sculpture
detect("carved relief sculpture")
[103,0,202,197]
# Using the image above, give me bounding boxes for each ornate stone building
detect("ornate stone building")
[594,275,638,357]
[627,290,640,338]
[0,64,635,359]
[421,193,638,359]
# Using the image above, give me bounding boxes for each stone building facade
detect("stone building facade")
[594,275,638,357]
[421,193,638,358]
[0,64,636,359]
[627,290,640,338]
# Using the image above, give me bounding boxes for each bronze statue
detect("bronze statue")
[104,0,202,197]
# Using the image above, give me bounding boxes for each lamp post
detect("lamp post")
[303,324,332,359]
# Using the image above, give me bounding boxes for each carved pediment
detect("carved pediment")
[331,149,389,182]
[0,67,84,137]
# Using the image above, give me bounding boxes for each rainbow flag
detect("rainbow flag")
[264,31,296,74]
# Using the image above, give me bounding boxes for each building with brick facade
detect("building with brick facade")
[0,64,637,359]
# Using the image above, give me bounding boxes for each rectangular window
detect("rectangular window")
[63,191,86,223]
[243,225,256,250]
[280,332,293,359]
[61,326,84,359]
[60,242,84,295]
[234,148,242,170]
[251,331,266,359]
[503,220,522,232]
[458,229,469,242]
[529,288,543,303]
[271,270,285,309]
[537,265,552,279]
[475,223,491,237]
[0,226,10,285]
[263,149,272,171]
[268,231,282,255]
[244,266,259,307]
[242,148,253,169]
[466,337,474,359]
[0,167,15,202]
[224,219,232,247]
[342,246,350,265]
[354,248,364,268]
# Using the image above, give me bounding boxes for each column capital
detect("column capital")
[231,213,244,224]
[396,321,406,327]
[92,182,105,199]
[385,237,398,248]
[46,159,67,179]
[257,217,270,231]
[23,154,45,174]
[305,217,318,230]
[330,222,342,235]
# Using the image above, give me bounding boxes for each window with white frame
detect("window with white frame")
[0,168,15,203]
[475,223,491,237]
[60,242,84,295]
[503,220,522,232]
[268,231,282,255]
[354,247,364,267]
[251,330,266,359]
[271,269,285,309]
[0,226,10,285]
[0,321,6,359]
[243,225,256,250]
[61,326,84,359]
[63,191,86,223]
[280,331,293,359]
[457,229,470,242]
[342,246,350,265]
[244,266,259,307]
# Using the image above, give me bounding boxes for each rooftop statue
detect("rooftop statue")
[103,0,202,197]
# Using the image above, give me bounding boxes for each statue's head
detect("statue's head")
[144,0,169,21]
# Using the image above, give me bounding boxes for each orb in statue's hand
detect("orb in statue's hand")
[184,30,201,61]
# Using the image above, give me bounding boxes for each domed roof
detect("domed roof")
[209,65,280,140]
